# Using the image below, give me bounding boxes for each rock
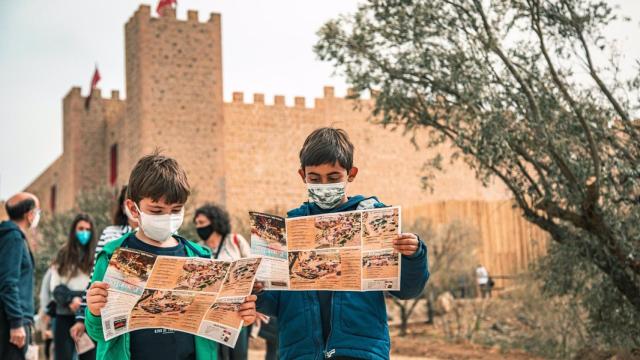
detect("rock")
[436,292,455,314]
[490,322,505,334]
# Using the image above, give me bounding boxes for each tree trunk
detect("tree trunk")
[400,306,408,337]
[426,291,434,324]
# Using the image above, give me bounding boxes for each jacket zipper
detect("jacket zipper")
[324,293,335,358]
[309,292,321,360]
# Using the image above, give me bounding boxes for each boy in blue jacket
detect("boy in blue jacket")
[256,127,430,360]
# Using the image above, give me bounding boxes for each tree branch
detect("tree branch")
[529,0,602,201]
[561,0,640,142]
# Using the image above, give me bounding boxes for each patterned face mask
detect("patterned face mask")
[307,182,346,210]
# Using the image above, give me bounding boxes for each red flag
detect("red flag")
[156,0,177,16]
[90,68,101,90]
[85,67,101,110]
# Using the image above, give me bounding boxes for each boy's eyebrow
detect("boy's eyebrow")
[307,171,343,176]
[147,203,184,209]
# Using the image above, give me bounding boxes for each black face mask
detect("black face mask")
[196,225,215,241]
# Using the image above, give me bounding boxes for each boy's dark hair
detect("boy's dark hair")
[299,127,354,171]
[6,198,36,221]
[194,203,231,239]
[127,152,190,204]
[113,185,129,226]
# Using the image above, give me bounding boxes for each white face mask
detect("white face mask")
[30,209,41,229]
[134,204,184,242]
[307,182,346,210]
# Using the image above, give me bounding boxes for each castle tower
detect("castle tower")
[61,87,84,207]
[122,5,226,204]
[60,87,111,208]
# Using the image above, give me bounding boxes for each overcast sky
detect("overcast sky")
[0,0,638,200]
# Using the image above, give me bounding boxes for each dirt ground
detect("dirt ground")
[387,323,543,360]
[248,326,543,360]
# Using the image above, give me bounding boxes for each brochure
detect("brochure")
[100,249,261,348]
[250,207,401,291]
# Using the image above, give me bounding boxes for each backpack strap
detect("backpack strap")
[179,236,211,259]
[233,234,239,248]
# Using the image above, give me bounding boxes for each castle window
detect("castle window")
[50,185,56,213]
[110,143,118,185]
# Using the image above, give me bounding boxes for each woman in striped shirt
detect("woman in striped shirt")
[69,186,138,341]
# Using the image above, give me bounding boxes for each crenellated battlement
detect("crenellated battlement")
[65,84,370,110]
[64,86,82,100]
[63,86,125,103]
[127,4,220,27]
[226,86,371,110]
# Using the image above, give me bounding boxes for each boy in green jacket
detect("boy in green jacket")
[85,153,257,360]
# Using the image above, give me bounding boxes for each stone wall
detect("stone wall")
[25,88,124,213]
[222,88,511,221]
[0,201,6,220]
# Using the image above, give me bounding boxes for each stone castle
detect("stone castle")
[24,5,547,279]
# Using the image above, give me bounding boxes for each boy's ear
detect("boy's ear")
[298,168,306,183]
[125,199,140,219]
[347,167,359,182]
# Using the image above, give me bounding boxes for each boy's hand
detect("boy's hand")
[239,295,257,327]
[87,282,109,316]
[394,233,420,257]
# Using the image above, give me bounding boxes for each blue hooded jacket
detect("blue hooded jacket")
[0,221,35,329]
[256,196,430,360]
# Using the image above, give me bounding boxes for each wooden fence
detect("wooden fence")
[404,200,549,288]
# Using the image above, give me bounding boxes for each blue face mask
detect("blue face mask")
[76,230,92,246]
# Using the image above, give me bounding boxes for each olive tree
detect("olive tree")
[316,0,640,345]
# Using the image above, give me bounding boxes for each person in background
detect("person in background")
[0,192,40,360]
[194,203,252,360]
[475,264,491,298]
[457,274,467,299]
[38,266,55,360]
[253,315,278,360]
[50,213,97,360]
[71,185,138,340]
[194,203,250,260]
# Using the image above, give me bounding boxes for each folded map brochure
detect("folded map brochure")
[250,206,402,291]
[100,248,261,348]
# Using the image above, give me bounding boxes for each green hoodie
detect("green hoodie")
[84,233,219,360]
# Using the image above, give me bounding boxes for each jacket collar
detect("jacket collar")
[287,195,380,217]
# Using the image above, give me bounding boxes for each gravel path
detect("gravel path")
[248,349,440,359]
